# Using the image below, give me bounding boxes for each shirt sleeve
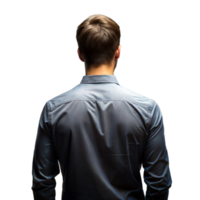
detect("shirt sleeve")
[31,101,60,200]
[143,101,172,200]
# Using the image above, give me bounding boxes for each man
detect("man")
[31,14,172,200]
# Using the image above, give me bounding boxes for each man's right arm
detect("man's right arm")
[143,101,172,200]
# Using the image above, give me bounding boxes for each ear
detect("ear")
[77,48,85,62]
[115,45,121,59]
[120,44,123,58]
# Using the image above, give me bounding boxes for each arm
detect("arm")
[31,101,60,200]
[143,101,172,200]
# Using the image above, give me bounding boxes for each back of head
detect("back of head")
[76,14,121,69]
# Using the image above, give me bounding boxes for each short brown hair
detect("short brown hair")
[76,14,121,69]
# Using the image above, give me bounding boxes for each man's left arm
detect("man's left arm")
[31,101,60,200]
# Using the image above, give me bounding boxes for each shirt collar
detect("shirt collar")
[80,75,120,85]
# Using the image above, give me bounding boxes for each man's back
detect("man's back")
[32,75,172,200]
